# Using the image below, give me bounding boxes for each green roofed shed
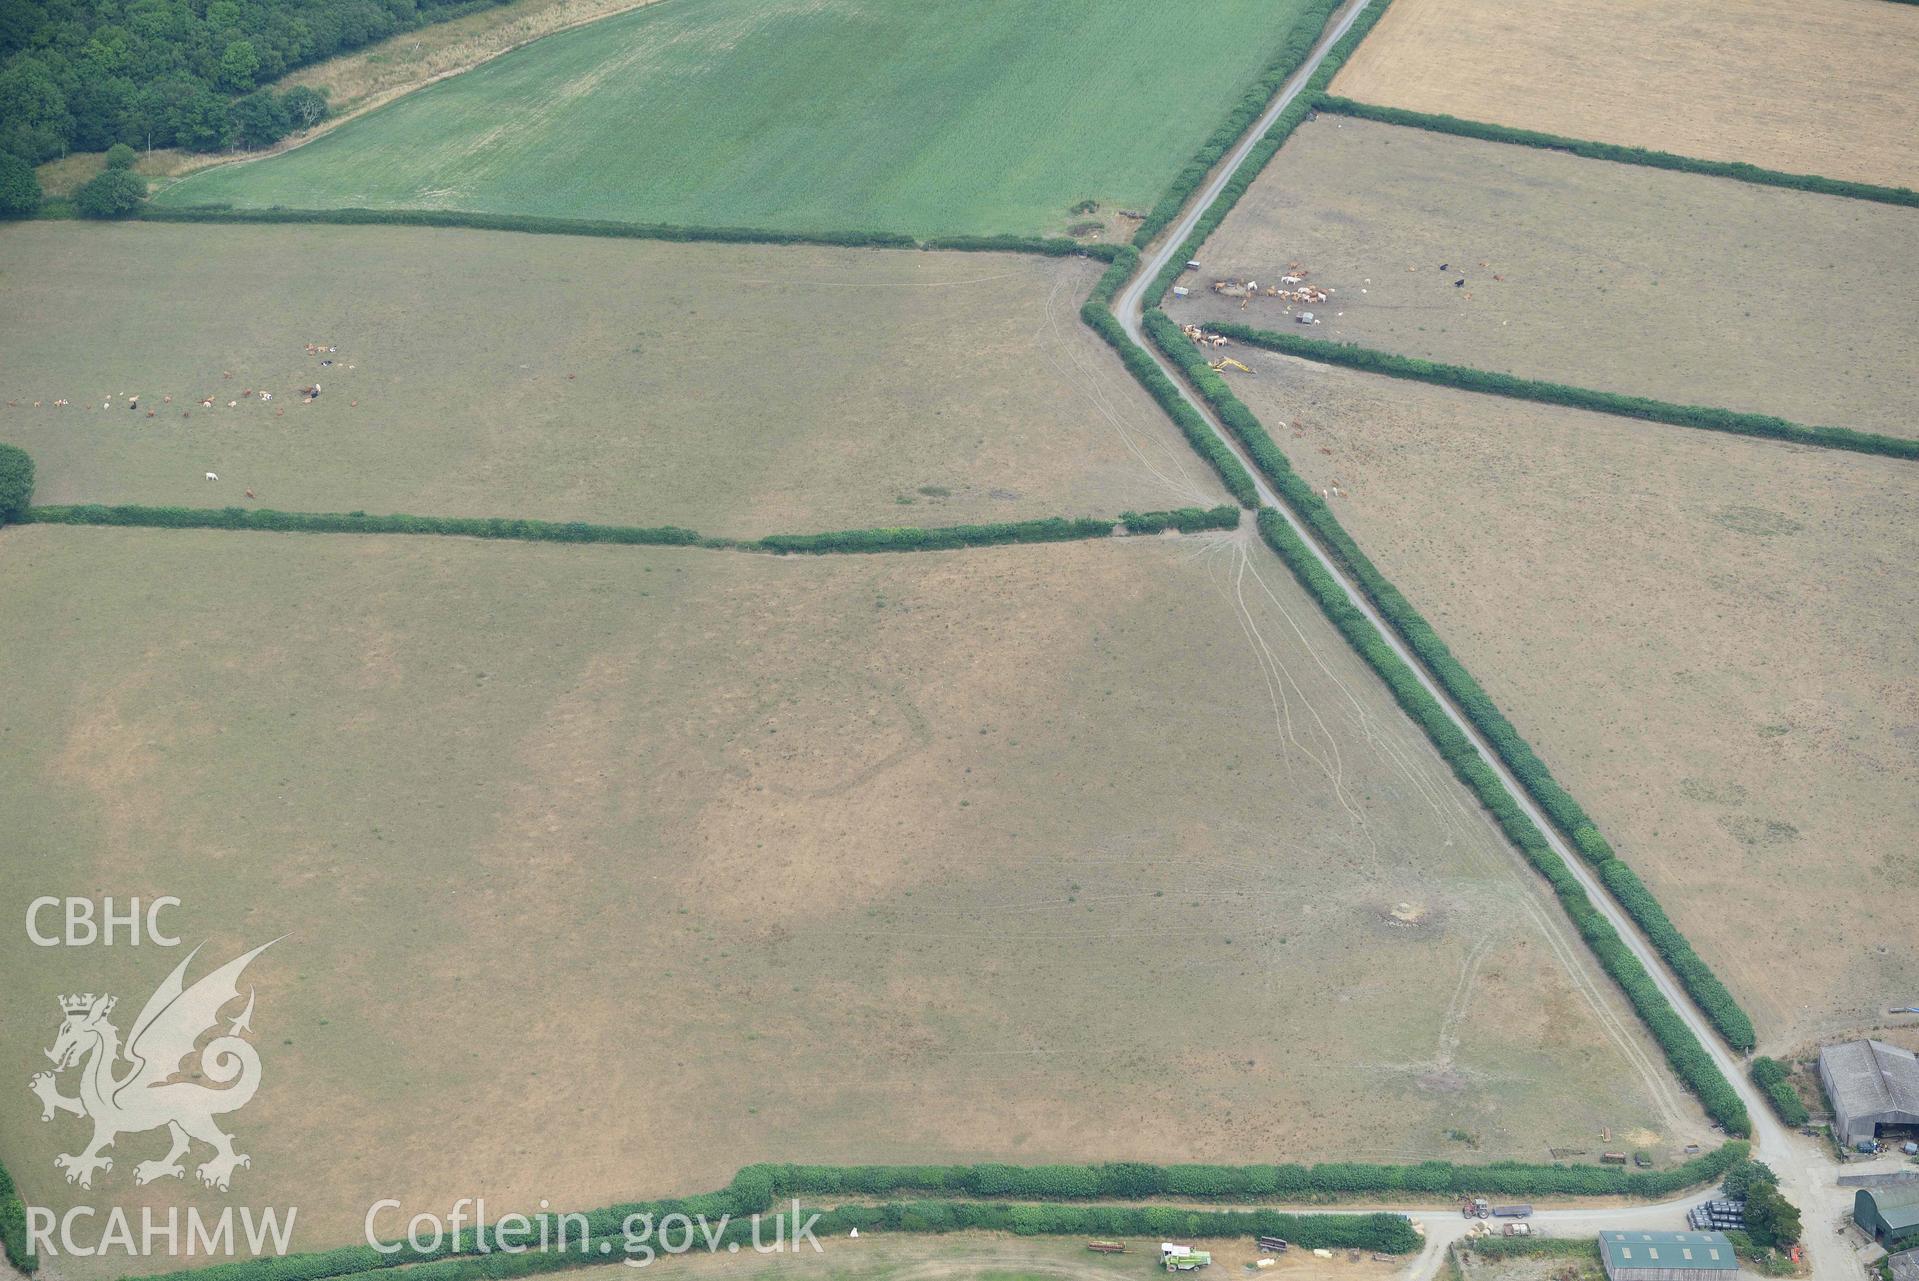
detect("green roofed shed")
[1600,1231,1739,1281]
[1856,1187,1919,1250]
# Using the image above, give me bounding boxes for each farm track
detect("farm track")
[1109,1,1844,1276]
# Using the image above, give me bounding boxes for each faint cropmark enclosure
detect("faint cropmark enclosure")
[30,940,281,1192]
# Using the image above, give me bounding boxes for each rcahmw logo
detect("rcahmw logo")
[24,939,299,1258]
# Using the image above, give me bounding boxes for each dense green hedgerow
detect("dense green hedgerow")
[1149,309,1761,1055]
[1086,245,1141,308]
[1079,304,1259,506]
[756,517,1114,554]
[0,1155,37,1273]
[919,235,1121,261]
[1145,311,1296,481]
[27,504,706,547]
[746,1145,1744,1204]
[1255,506,1750,1132]
[129,1195,1414,1281]
[1120,505,1240,533]
[1079,246,1260,503]
[0,443,34,523]
[1205,323,1919,461]
[133,1148,1775,1281]
[1130,0,1345,248]
[26,505,1155,557]
[1751,1058,1810,1126]
[1595,860,1752,1048]
[1313,96,1919,209]
[1146,0,1399,302]
[814,1202,1417,1250]
[135,205,1120,262]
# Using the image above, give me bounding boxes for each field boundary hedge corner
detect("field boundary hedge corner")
[1254,505,1749,1132]
[0,444,34,525]
[1080,247,1262,506]
[1129,0,1344,249]
[1311,96,1919,210]
[1205,323,1919,461]
[1145,0,1400,305]
[1146,310,1760,1058]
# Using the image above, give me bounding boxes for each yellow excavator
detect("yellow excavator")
[1210,357,1252,374]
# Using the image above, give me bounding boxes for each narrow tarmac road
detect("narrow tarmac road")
[1111,8,1854,1280]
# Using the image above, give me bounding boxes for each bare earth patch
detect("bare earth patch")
[1328,0,1919,190]
[0,527,1698,1274]
[1216,350,1919,1047]
[0,224,1223,534]
[1167,117,1919,439]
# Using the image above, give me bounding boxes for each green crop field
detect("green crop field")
[155,0,1319,236]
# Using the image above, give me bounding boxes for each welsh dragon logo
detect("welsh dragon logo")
[29,940,278,1192]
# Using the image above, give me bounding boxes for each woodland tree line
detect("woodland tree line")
[0,0,506,162]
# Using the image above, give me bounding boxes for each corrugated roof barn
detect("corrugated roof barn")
[1820,1040,1919,1147]
[1599,1231,1738,1281]
[1857,1187,1919,1251]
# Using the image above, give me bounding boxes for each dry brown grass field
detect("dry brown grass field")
[1167,117,1919,438]
[1215,349,1919,1047]
[0,526,1699,1273]
[0,224,1223,535]
[1328,0,1919,190]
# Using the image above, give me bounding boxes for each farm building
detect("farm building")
[1820,1040,1919,1147]
[1599,1231,1738,1281]
[1856,1188,1919,1251]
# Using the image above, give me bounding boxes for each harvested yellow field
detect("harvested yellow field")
[1221,349,1919,1047]
[1330,0,1919,190]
